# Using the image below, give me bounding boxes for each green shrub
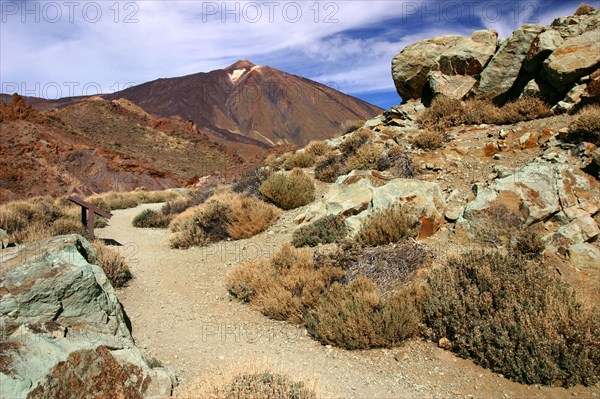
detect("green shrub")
[305,276,419,349]
[259,169,315,210]
[291,215,348,247]
[132,209,172,228]
[356,205,419,247]
[422,251,600,387]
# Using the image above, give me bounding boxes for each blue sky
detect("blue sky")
[0,0,595,109]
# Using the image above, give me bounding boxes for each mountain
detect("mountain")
[0,94,242,202]
[105,60,383,147]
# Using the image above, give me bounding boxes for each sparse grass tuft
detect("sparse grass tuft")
[305,276,420,349]
[422,250,600,387]
[568,105,600,145]
[356,205,419,247]
[259,169,315,210]
[291,215,348,247]
[92,240,132,288]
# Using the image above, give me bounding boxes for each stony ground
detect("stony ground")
[97,203,600,399]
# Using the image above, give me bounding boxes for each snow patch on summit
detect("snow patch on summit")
[229,65,261,82]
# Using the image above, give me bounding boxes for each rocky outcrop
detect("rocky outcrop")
[298,170,446,239]
[455,161,600,269]
[470,24,545,104]
[391,4,600,111]
[0,235,175,399]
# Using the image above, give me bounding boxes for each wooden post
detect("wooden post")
[67,196,112,240]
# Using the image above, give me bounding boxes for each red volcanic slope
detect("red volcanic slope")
[107,60,383,147]
[0,95,242,203]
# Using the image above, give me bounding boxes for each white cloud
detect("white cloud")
[0,0,586,102]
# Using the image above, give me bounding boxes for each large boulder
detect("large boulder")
[523,28,564,73]
[425,72,477,101]
[299,170,446,239]
[542,30,600,92]
[469,24,545,104]
[392,35,462,100]
[438,30,498,76]
[0,235,175,399]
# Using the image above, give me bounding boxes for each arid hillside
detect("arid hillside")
[0,94,242,202]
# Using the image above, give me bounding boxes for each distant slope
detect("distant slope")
[0,95,242,202]
[107,60,383,147]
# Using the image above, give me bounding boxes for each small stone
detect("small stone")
[426,163,435,170]
[493,154,501,160]
[438,337,452,349]
[499,129,509,139]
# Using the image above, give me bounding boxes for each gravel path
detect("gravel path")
[97,203,599,399]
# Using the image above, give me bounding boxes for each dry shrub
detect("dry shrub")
[418,96,464,132]
[0,196,81,243]
[291,214,348,247]
[568,105,600,145]
[422,250,600,387]
[162,188,215,216]
[305,276,420,349]
[282,151,317,170]
[92,240,132,288]
[463,99,502,125]
[175,364,317,399]
[420,96,551,131]
[412,130,446,150]
[345,241,429,293]
[231,168,270,198]
[314,152,345,183]
[340,119,365,134]
[226,195,281,240]
[472,204,524,246]
[513,230,545,259]
[344,142,387,171]
[226,244,345,324]
[305,140,331,157]
[498,96,551,124]
[389,152,416,178]
[574,3,596,15]
[169,191,279,249]
[356,205,419,247]
[339,129,372,156]
[259,169,315,210]
[88,190,181,212]
[132,209,172,228]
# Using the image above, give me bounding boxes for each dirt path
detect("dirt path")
[97,203,599,399]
